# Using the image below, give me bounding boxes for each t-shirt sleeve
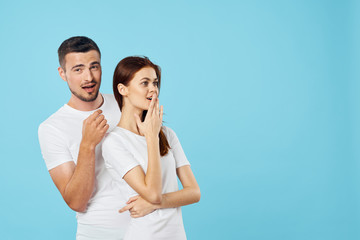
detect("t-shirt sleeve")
[38,123,73,170]
[102,135,140,182]
[164,126,190,168]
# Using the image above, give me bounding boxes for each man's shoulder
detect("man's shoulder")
[39,105,68,130]
[38,103,81,136]
[102,93,116,102]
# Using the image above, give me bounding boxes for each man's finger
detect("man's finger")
[88,110,102,121]
[102,124,109,132]
[98,119,107,129]
[94,114,105,125]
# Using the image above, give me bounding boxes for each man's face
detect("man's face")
[59,50,101,102]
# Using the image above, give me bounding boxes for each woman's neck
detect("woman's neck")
[118,105,144,135]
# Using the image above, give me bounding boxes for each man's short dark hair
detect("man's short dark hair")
[58,36,101,69]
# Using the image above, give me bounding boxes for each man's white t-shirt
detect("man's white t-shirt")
[102,126,190,240]
[38,94,130,229]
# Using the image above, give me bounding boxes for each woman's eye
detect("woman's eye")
[141,82,148,86]
[153,81,159,87]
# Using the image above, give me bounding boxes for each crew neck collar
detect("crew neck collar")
[64,93,106,113]
[115,126,145,139]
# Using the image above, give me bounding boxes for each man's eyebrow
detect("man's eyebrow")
[71,62,100,70]
[90,61,100,65]
[71,64,85,70]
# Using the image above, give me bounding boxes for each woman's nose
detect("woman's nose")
[149,84,158,93]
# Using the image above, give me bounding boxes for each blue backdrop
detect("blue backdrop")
[1,0,359,239]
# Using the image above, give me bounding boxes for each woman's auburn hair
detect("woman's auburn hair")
[113,56,170,156]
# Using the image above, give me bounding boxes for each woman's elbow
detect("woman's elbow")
[148,192,162,204]
[142,188,163,203]
[193,187,201,203]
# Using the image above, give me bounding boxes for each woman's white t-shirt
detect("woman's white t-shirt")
[102,126,190,240]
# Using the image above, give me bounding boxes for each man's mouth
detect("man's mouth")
[82,83,96,93]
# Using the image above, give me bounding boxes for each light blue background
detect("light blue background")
[1,0,359,239]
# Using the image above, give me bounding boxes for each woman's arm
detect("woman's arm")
[160,165,201,207]
[120,165,200,218]
[122,135,162,204]
[122,96,163,204]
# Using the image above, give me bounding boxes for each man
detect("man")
[39,36,200,239]
[38,36,130,239]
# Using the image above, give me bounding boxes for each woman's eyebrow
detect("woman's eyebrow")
[140,77,158,81]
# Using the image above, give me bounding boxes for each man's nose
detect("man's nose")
[84,68,93,81]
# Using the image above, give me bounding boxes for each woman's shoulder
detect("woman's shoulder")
[103,127,128,148]
[162,125,174,137]
[162,126,180,146]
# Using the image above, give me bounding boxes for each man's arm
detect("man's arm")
[120,165,200,218]
[47,110,108,212]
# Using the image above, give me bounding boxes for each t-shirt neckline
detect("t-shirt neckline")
[63,93,106,114]
[115,126,146,139]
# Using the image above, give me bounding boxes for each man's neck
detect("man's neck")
[67,93,104,111]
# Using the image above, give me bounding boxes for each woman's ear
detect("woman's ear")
[117,83,128,96]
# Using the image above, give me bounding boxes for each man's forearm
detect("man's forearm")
[63,144,96,212]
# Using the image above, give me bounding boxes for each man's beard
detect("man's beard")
[69,85,99,102]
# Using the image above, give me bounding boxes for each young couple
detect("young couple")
[38,36,200,240]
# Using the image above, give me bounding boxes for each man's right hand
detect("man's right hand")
[81,109,109,148]
[49,110,109,212]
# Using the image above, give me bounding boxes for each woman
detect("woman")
[102,56,200,240]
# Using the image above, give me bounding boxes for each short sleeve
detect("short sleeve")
[38,123,73,170]
[102,134,140,182]
[163,126,190,168]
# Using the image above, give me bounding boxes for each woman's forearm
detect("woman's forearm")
[156,186,201,209]
[144,135,162,203]
[157,165,200,209]
[121,165,200,217]
[119,186,200,218]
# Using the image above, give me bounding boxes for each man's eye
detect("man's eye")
[91,65,99,70]
[74,68,81,72]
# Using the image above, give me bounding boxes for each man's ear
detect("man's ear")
[58,67,66,82]
[117,83,128,96]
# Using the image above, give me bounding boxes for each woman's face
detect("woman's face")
[123,67,159,111]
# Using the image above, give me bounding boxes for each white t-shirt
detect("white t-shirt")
[102,126,190,240]
[38,94,130,229]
